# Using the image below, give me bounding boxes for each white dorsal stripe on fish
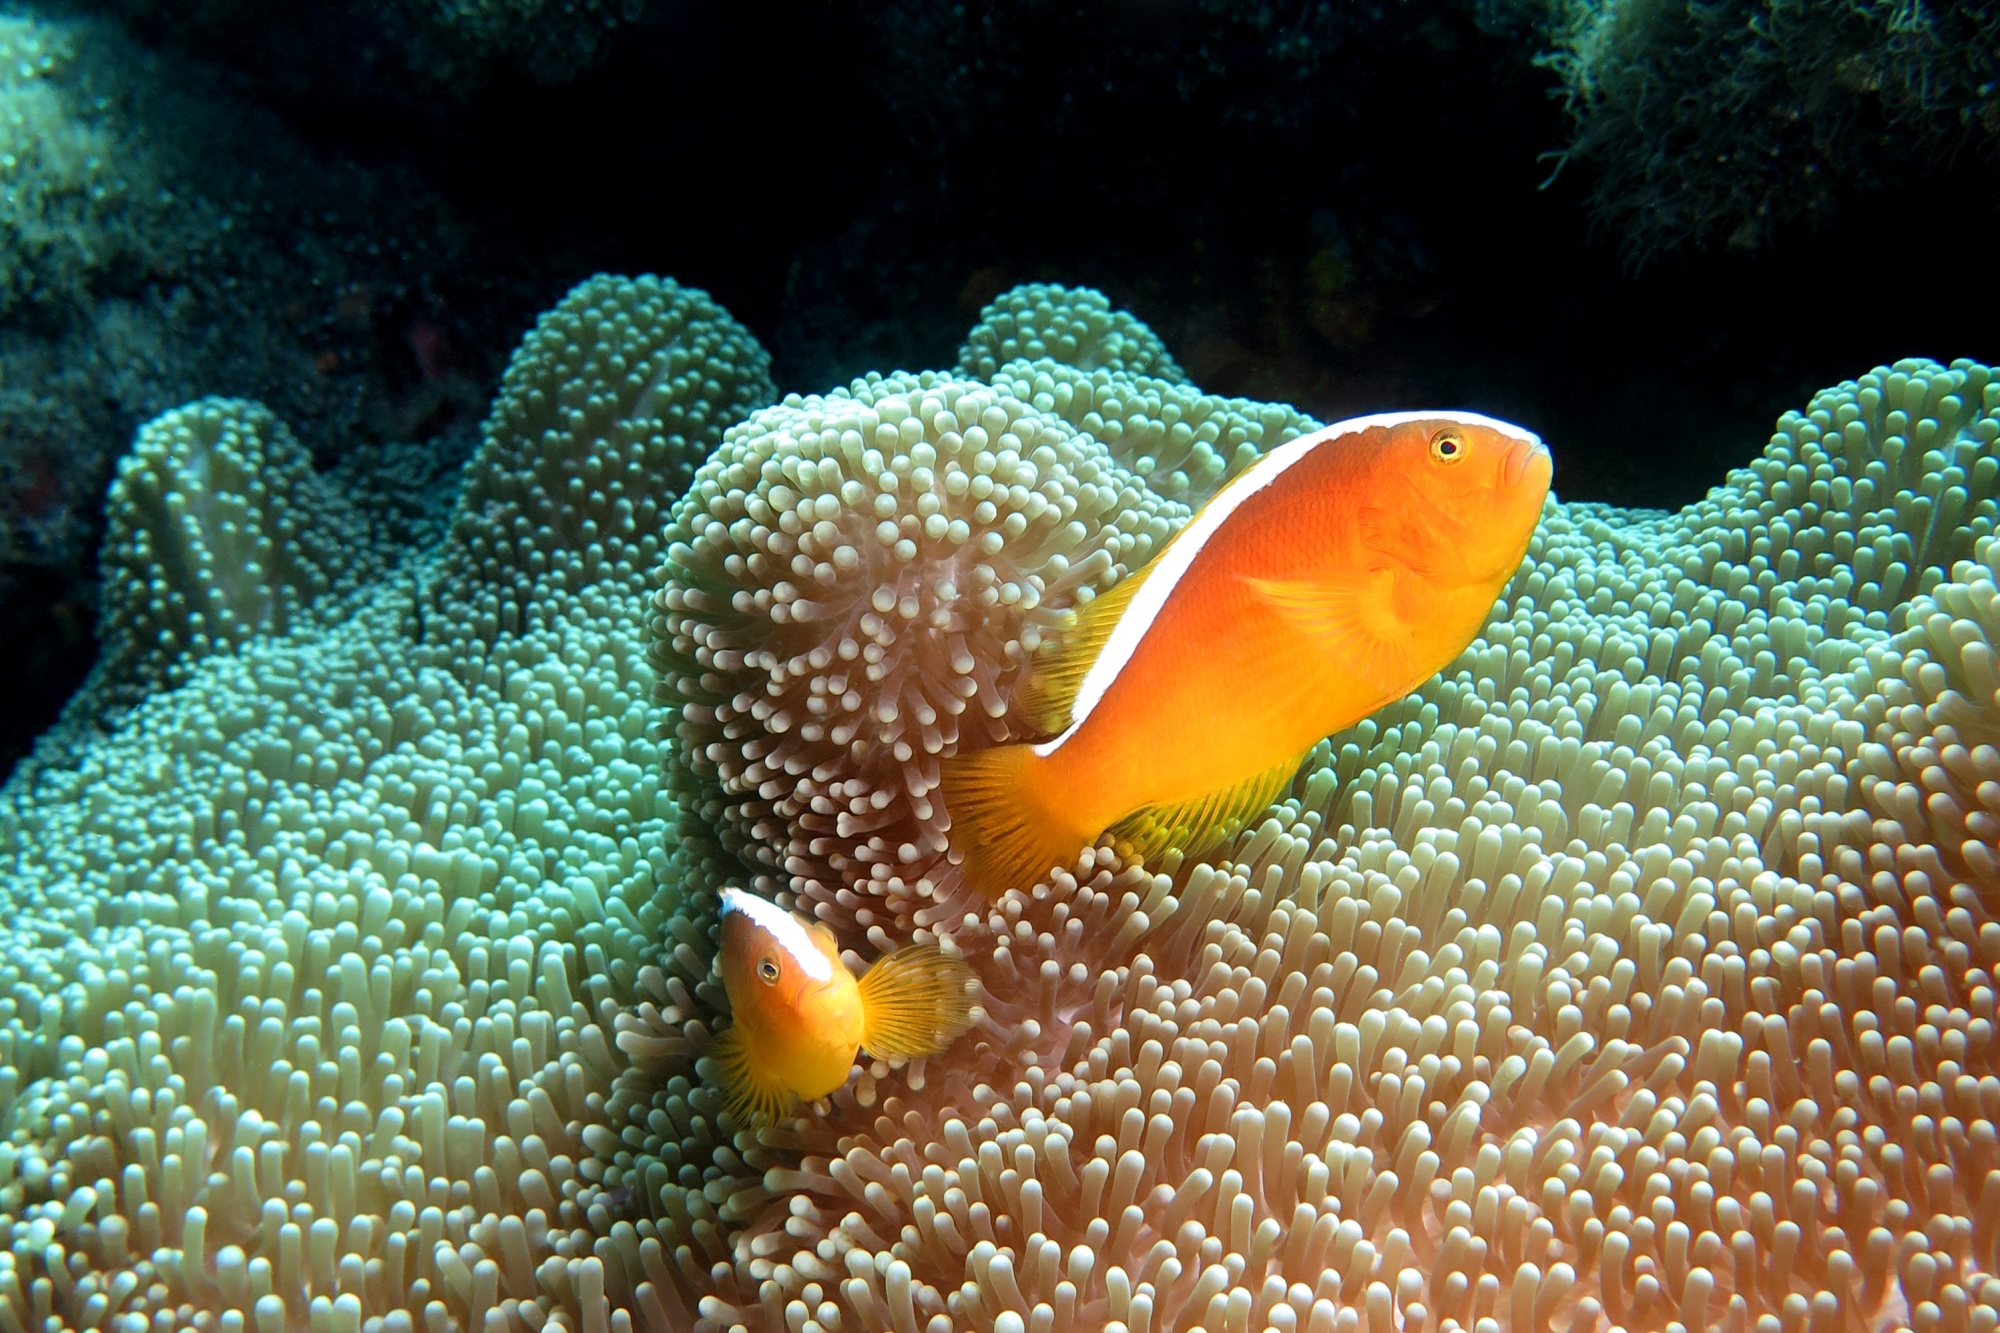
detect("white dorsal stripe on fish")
[719,886,833,980]
[1031,410,1543,759]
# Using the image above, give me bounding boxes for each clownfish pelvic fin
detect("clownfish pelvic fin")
[710,1023,799,1128]
[856,945,977,1060]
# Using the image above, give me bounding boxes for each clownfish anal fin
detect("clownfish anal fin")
[710,1023,798,1129]
[1108,752,1302,867]
[939,742,1089,900]
[1243,570,1423,697]
[856,945,977,1060]
[1013,562,1154,735]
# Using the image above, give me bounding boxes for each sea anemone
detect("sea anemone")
[671,354,2000,1333]
[0,276,1993,1333]
[0,273,772,1333]
[95,400,393,696]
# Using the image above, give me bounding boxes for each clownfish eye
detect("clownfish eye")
[1430,428,1467,464]
[758,958,780,983]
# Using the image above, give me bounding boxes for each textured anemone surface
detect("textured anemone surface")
[5,273,2000,1333]
[658,354,2000,1333]
[958,285,1187,386]
[0,273,772,1333]
[95,399,400,698]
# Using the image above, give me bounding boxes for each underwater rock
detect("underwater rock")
[0,11,487,568]
[2,275,1998,1333]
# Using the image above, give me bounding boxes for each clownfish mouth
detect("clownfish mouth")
[1503,436,1553,492]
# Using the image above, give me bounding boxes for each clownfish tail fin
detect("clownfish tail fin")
[938,743,1092,900]
[857,945,977,1060]
[709,1023,796,1128]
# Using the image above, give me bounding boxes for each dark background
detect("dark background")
[6,0,1993,780]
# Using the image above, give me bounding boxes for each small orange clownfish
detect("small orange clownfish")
[710,887,977,1125]
[941,410,1553,900]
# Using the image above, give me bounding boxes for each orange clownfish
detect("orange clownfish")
[710,887,977,1125]
[940,410,1553,899]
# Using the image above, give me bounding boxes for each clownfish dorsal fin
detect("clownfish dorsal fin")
[1013,562,1154,736]
[710,1023,799,1128]
[1242,569,1424,699]
[804,917,844,963]
[855,944,977,1061]
[1106,751,1302,866]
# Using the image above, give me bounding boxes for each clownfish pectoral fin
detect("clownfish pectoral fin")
[939,743,1092,899]
[710,1023,799,1128]
[1243,571,1424,698]
[1106,752,1302,866]
[856,944,977,1061]
[1013,562,1154,735]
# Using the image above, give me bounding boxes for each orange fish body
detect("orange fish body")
[711,887,975,1125]
[941,411,1554,899]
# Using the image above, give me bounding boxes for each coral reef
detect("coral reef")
[368,0,659,86]
[768,0,1553,393]
[1539,0,2000,262]
[0,8,486,572]
[4,274,2000,1333]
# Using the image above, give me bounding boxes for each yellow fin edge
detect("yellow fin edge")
[938,742,1090,899]
[710,1024,798,1128]
[1107,752,1303,866]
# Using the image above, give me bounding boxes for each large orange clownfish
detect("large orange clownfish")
[710,887,977,1125]
[940,410,1553,900]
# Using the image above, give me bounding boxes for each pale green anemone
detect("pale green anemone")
[0,273,771,1333]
